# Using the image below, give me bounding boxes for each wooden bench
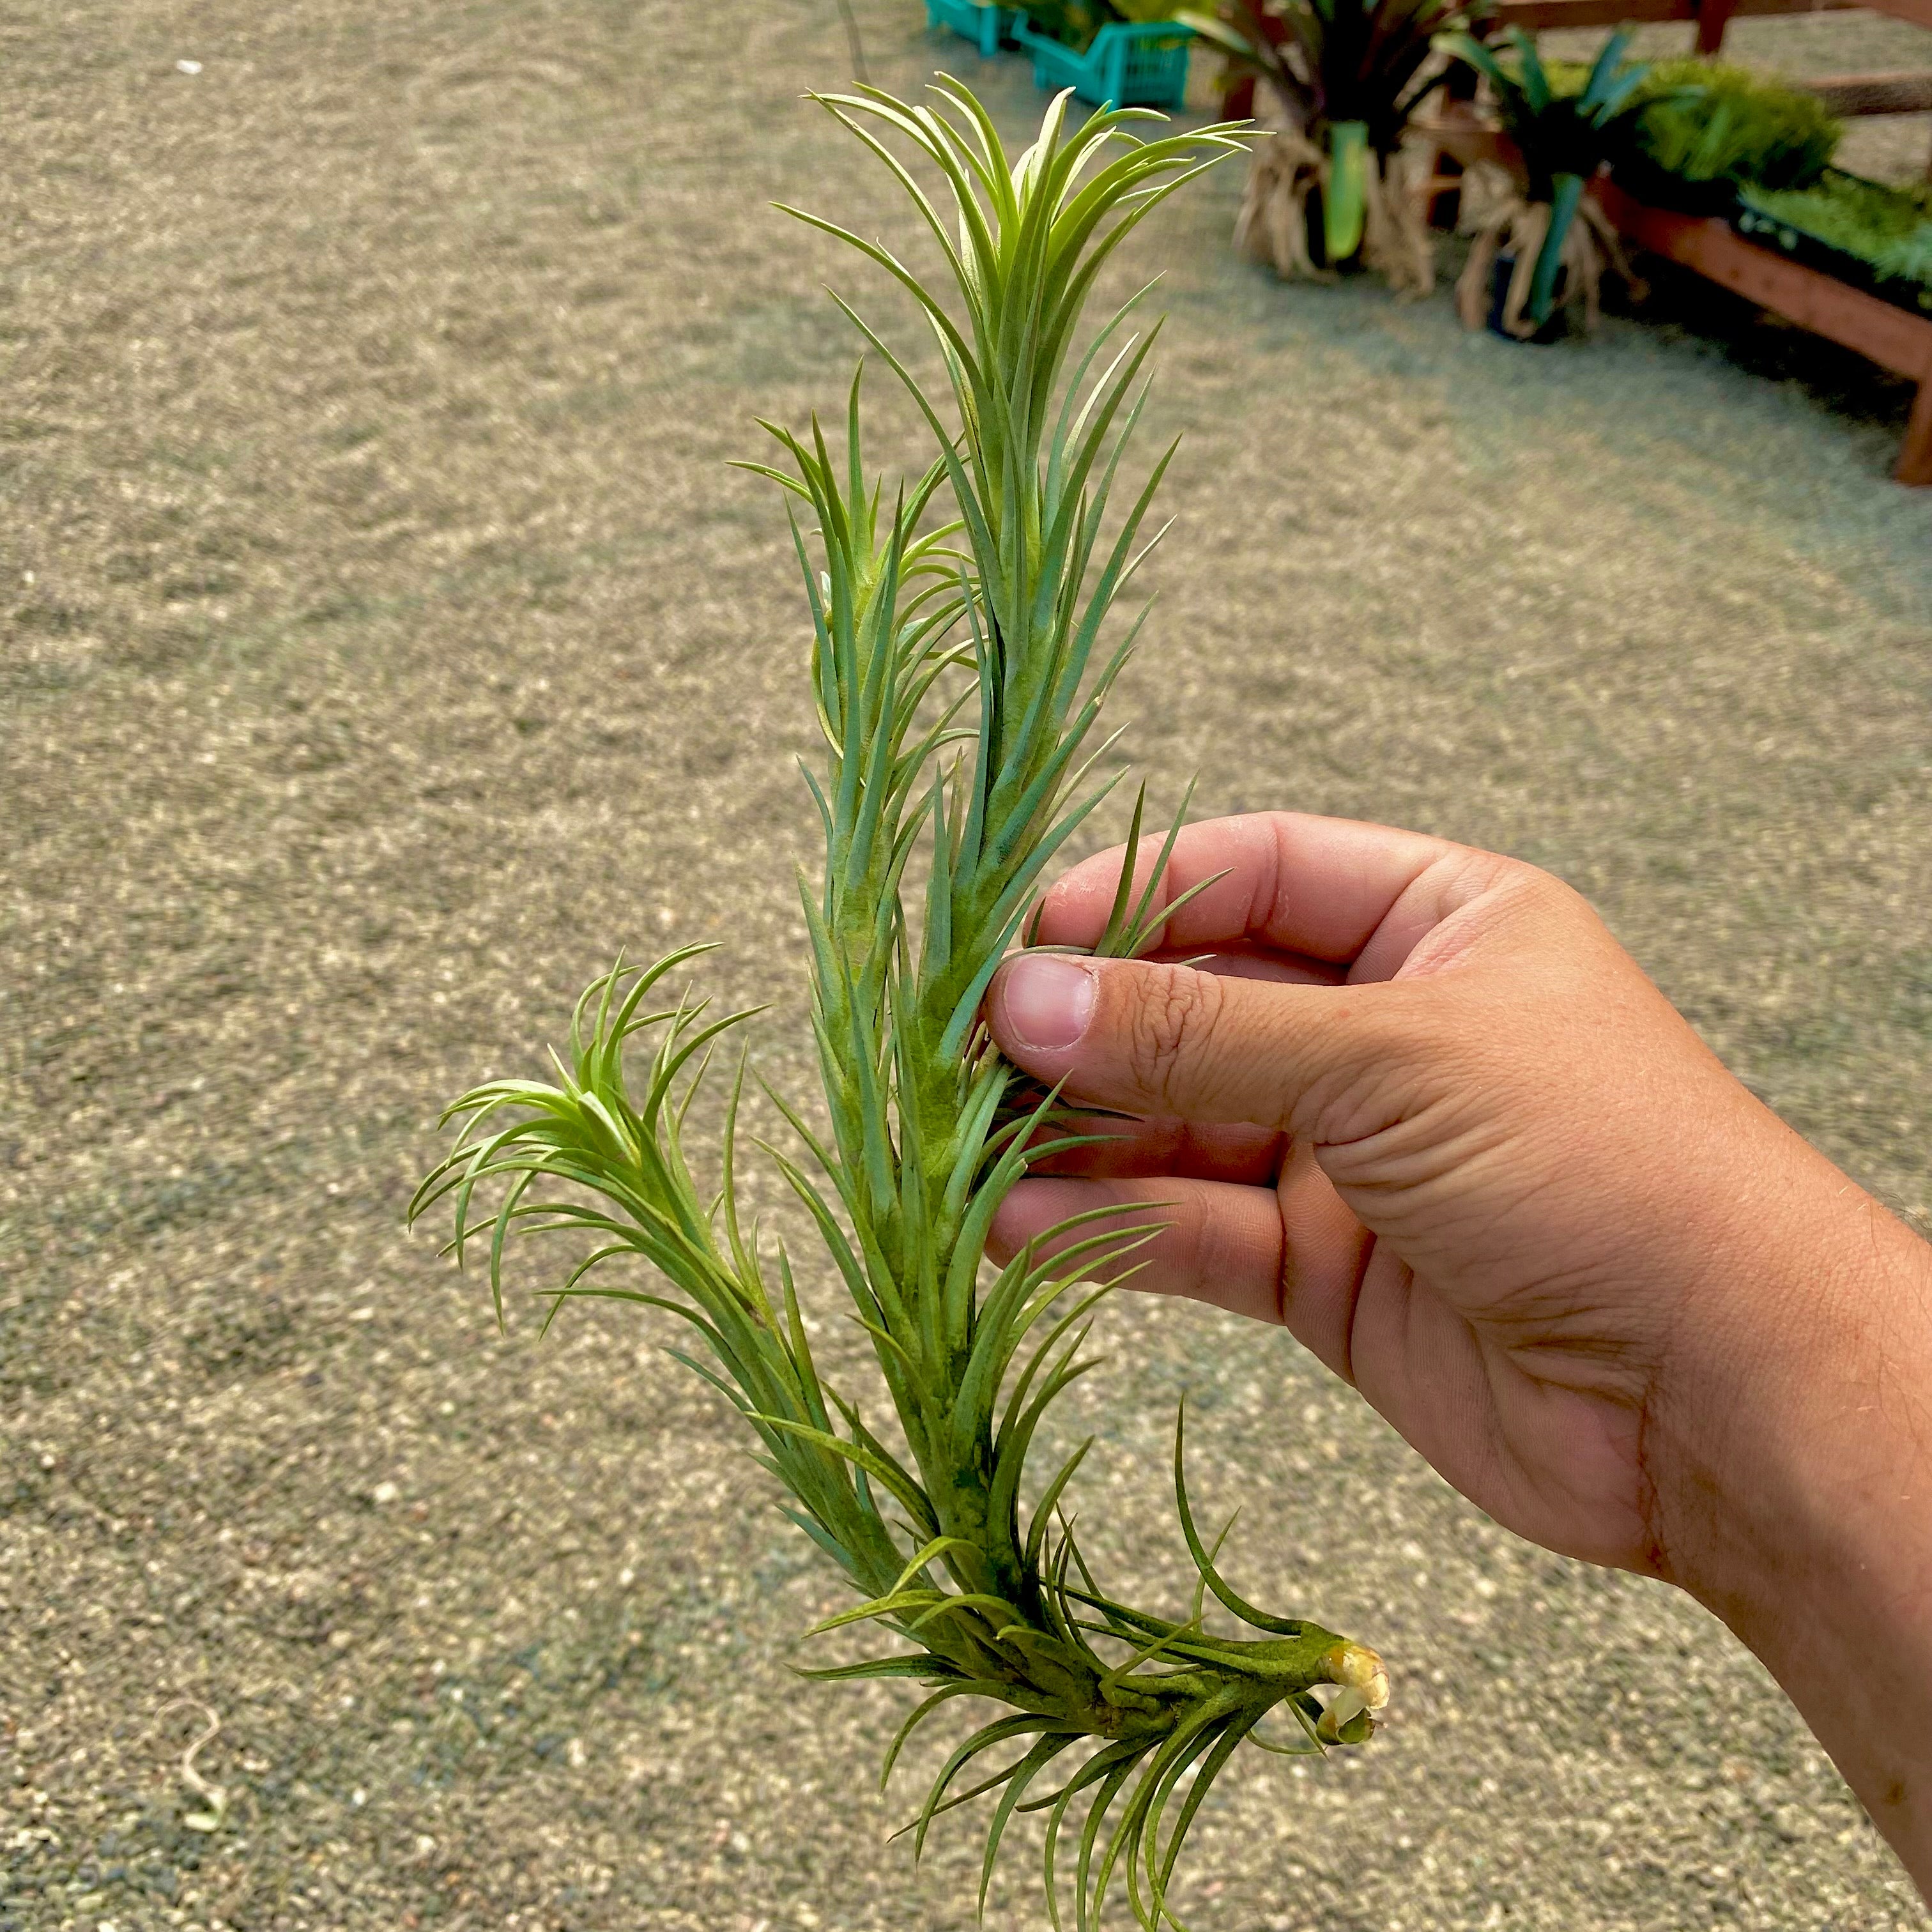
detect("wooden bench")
[1493,0,1932,176]
[1233,0,1932,479]
[1407,0,1932,480]
[1491,0,1932,50]
[1591,176,1932,481]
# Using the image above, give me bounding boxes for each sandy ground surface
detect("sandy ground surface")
[4,3,1931,1929]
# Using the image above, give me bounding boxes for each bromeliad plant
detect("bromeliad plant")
[1442,27,1648,337]
[1185,0,1468,290]
[413,78,1389,1932]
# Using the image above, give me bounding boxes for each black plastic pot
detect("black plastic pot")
[1485,250,1568,344]
[1305,181,1334,273]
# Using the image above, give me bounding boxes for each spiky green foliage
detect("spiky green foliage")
[413,80,1388,1931]
[1629,58,1839,195]
[1442,27,1645,199]
[1441,27,1646,322]
[1189,0,1469,153]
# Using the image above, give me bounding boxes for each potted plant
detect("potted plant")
[1010,0,1199,110]
[1185,0,1469,294]
[1439,27,1647,339]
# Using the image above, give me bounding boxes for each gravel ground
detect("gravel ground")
[4,3,1931,1931]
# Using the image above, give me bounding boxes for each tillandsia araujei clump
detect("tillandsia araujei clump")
[413,79,1389,1931]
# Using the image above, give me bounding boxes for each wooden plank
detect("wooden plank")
[1492,0,1854,32]
[1898,372,1932,482]
[1865,0,1932,30]
[1408,109,1517,171]
[1696,0,1739,53]
[1801,67,1932,112]
[1593,177,1932,379]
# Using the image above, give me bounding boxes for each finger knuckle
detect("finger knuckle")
[1123,965,1220,1105]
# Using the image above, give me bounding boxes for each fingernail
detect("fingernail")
[997,956,1096,1053]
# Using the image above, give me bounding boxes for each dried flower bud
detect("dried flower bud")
[1324,1641,1391,1712]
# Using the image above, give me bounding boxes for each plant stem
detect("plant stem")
[1325,119,1370,262]
[1530,170,1585,323]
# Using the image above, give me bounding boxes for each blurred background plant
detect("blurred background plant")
[1616,58,1841,210]
[1441,27,1648,336]
[1738,166,1932,295]
[1015,0,1194,50]
[1186,0,1468,287]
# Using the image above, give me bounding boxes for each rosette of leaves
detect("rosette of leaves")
[1185,0,1466,282]
[1441,27,1647,334]
[413,79,1389,1932]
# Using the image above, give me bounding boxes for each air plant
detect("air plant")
[1441,26,1647,337]
[1184,0,1468,289]
[413,79,1388,1932]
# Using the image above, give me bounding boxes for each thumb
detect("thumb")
[986,952,1425,1135]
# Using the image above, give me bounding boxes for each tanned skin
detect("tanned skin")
[983,811,1932,1897]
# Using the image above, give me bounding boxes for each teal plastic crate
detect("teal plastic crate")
[1011,17,1193,110]
[924,0,1016,57]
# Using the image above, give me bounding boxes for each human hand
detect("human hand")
[986,809,1842,1574]
[984,811,1932,1886]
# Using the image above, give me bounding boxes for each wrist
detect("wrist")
[1647,1175,1932,1889]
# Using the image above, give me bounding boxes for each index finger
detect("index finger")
[1031,811,1477,976]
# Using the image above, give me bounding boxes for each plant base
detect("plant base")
[1486,250,1567,342]
[1234,129,1435,294]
